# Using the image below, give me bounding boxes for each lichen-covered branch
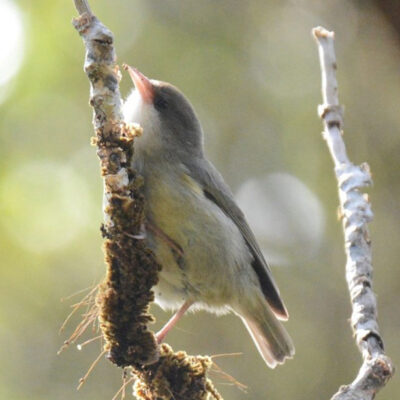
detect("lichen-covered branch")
[72,0,160,367]
[72,1,221,398]
[312,26,394,400]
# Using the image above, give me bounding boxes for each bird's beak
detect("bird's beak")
[124,64,154,104]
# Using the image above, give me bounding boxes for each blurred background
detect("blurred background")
[0,0,399,399]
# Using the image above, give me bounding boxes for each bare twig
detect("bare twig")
[312,26,394,400]
[74,0,92,15]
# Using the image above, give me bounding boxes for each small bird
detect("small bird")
[122,65,294,368]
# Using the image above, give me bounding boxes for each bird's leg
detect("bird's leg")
[156,301,193,343]
[147,221,184,257]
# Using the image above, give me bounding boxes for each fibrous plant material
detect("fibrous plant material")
[312,26,395,400]
[71,0,222,397]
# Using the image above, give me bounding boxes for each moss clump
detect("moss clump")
[133,344,222,400]
[95,122,161,366]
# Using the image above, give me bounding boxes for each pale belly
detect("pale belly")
[141,165,256,313]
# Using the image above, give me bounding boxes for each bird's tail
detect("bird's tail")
[235,296,295,368]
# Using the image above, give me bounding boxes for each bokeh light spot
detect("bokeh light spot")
[0,0,25,89]
[236,173,325,265]
[0,161,90,254]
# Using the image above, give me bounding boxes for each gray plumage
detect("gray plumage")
[123,69,294,368]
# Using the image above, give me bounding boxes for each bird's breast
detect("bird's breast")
[136,159,255,310]
[143,163,209,250]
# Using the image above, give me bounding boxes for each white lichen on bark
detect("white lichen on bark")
[312,26,394,400]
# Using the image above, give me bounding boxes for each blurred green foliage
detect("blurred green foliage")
[0,0,398,399]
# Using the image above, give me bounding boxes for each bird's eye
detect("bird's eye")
[154,96,168,111]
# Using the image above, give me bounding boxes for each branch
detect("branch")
[72,0,159,366]
[312,26,395,400]
[74,0,92,15]
[72,1,221,398]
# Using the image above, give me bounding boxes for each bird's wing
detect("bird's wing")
[184,158,288,320]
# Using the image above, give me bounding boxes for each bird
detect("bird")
[122,65,294,368]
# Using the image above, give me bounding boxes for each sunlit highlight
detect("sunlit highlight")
[0,0,25,88]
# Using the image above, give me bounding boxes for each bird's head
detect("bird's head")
[123,65,204,159]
